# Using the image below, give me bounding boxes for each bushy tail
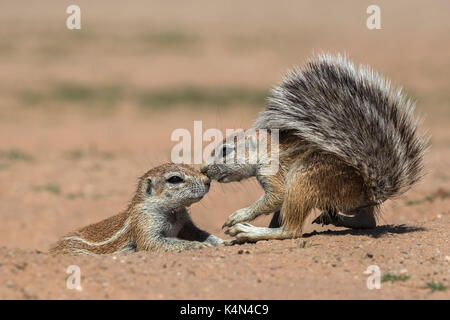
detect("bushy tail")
[255,53,429,203]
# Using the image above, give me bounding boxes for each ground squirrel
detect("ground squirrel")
[201,53,428,243]
[50,163,222,255]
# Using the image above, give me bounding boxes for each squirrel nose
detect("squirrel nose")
[203,177,211,188]
[200,165,207,174]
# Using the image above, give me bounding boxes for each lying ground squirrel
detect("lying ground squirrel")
[201,53,428,243]
[50,163,222,255]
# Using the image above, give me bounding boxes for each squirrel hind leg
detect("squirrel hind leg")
[313,206,377,229]
[268,211,282,228]
[279,170,316,235]
[312,209,338,226]
[225,223,297,244]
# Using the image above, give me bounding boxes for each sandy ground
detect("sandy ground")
[0,0,449,299]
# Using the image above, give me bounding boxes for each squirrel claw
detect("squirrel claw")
[223,240,237,246]
[194,242,212,249]
[222,208,253,230]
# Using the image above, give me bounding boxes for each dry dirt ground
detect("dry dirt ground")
[0,1,449,299]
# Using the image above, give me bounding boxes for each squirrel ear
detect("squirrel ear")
[145,178,152,195]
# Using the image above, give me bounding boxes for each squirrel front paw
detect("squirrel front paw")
[222,207,254,229]
[188,241,212,250]
[204,234,224,246]
[224,223,260,244]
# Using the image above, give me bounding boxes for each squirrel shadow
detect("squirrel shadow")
[303,224,426,239]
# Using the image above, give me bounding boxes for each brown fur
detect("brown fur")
[203,130,379,242]
[264,132,374,234]
[204,55,427,243]
[50,163,222,255]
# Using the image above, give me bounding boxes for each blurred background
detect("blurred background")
[0,0,449,250]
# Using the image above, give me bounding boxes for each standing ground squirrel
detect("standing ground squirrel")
[50,163,222,255]
[201,53,429,244]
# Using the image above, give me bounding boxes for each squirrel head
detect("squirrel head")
[133,163,211,211]
[201,130,261,183]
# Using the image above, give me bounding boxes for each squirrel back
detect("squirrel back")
[255,53,428,203]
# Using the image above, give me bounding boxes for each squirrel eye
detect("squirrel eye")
[145,179,152,195]
[167,176,184,184]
